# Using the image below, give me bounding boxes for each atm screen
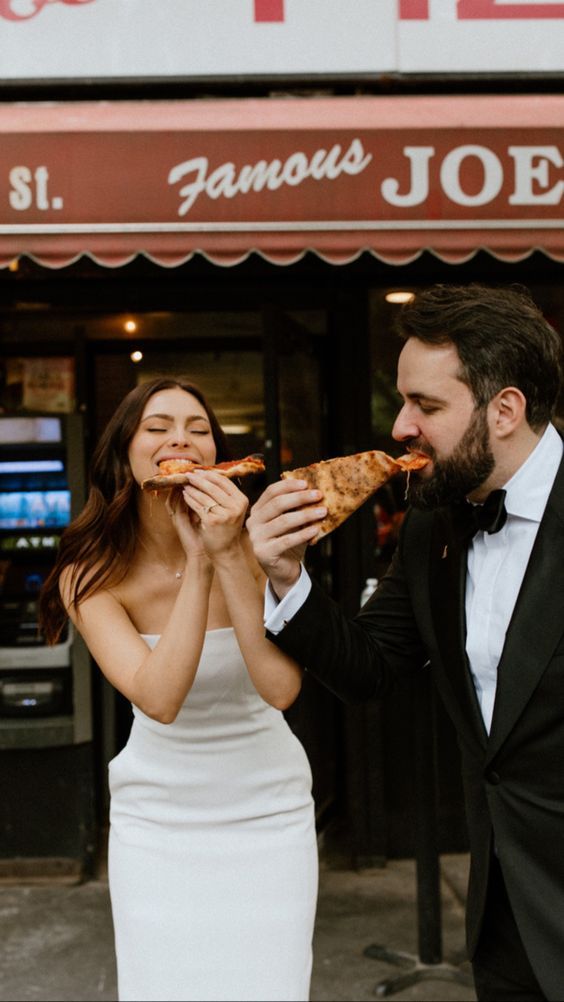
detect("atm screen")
[0,459,66,492]
[0,490,71,530]
[0,416,62,444]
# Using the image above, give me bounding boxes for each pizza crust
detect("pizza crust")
[281,450,428,543]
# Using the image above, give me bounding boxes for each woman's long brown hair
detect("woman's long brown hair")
[39,377,231,645]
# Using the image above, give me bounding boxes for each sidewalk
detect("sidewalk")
[0,848,476,1002]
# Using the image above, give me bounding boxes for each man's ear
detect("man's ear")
[489,386,527,439]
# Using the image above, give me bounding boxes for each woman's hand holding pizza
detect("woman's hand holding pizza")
[164,486,211,563]
[180,469,249,558]
[246,480,327,598]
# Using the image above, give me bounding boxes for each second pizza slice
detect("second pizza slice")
[281,450,427,543]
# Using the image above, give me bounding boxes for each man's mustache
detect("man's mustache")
[404,437,436,462]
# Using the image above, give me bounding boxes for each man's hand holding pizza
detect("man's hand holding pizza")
[246,480,327,600]
[248,449,428,601]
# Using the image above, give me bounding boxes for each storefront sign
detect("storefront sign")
[399,0,564,73]
[21,358,75,413]
[168,140,373,217]
[0,96,563,266]
[1,0,564,79]
[0,0,395,79]
[0,1,94,21]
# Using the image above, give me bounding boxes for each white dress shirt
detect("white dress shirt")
[265,424,563,734]
[465,422,562,732]
[265,565,312,634]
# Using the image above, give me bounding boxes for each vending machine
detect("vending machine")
[0,414,96,878]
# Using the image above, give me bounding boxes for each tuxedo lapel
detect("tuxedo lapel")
[429,510,488,750]
[486,457,564,763]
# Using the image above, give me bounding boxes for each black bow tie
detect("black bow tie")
[452,489,508,543]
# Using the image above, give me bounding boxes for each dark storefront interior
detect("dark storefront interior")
[1,248,563,875]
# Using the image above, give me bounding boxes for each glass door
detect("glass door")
[262,306,340,828]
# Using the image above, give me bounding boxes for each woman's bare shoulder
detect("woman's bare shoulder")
[59,563,81,609]
[59,560,123,612]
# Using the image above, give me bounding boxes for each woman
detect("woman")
[39,377,321,1002]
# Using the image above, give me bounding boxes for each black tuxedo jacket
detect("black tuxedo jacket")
[270,453,564,1000]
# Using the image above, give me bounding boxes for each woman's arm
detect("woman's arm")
[60,550,214,724]
[181,470,307,709]
[213,537,304,709]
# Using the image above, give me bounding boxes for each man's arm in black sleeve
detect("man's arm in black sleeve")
[267,517,428,703]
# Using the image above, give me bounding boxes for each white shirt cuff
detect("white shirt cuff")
[264,565,312,635]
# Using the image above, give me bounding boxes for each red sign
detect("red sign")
[254,0,285,22]
[399,0,429,17]
[0,0,94,21]
[0,96,563,267]
[400,0,564,18]
[457,0,564,18]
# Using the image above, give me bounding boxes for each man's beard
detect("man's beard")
[407,406,495,511]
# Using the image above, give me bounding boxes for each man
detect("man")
[247,283,564,1002]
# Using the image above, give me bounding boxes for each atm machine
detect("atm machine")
[0,413,96,878]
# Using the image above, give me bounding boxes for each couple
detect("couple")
[40,282,564,1002]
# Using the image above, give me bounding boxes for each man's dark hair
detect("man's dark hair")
[396,283,563,431]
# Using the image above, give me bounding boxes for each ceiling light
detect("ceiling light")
[124,319,138,333]
[221,423,252,435]
[130,350,143,363]
[385,290,415,304]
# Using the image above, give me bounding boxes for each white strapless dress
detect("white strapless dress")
[108,628,318,1002]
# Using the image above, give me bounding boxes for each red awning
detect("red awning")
[1,94,563,268]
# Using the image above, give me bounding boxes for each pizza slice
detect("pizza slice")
[142,453,265,491]
[281,450,428,543]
